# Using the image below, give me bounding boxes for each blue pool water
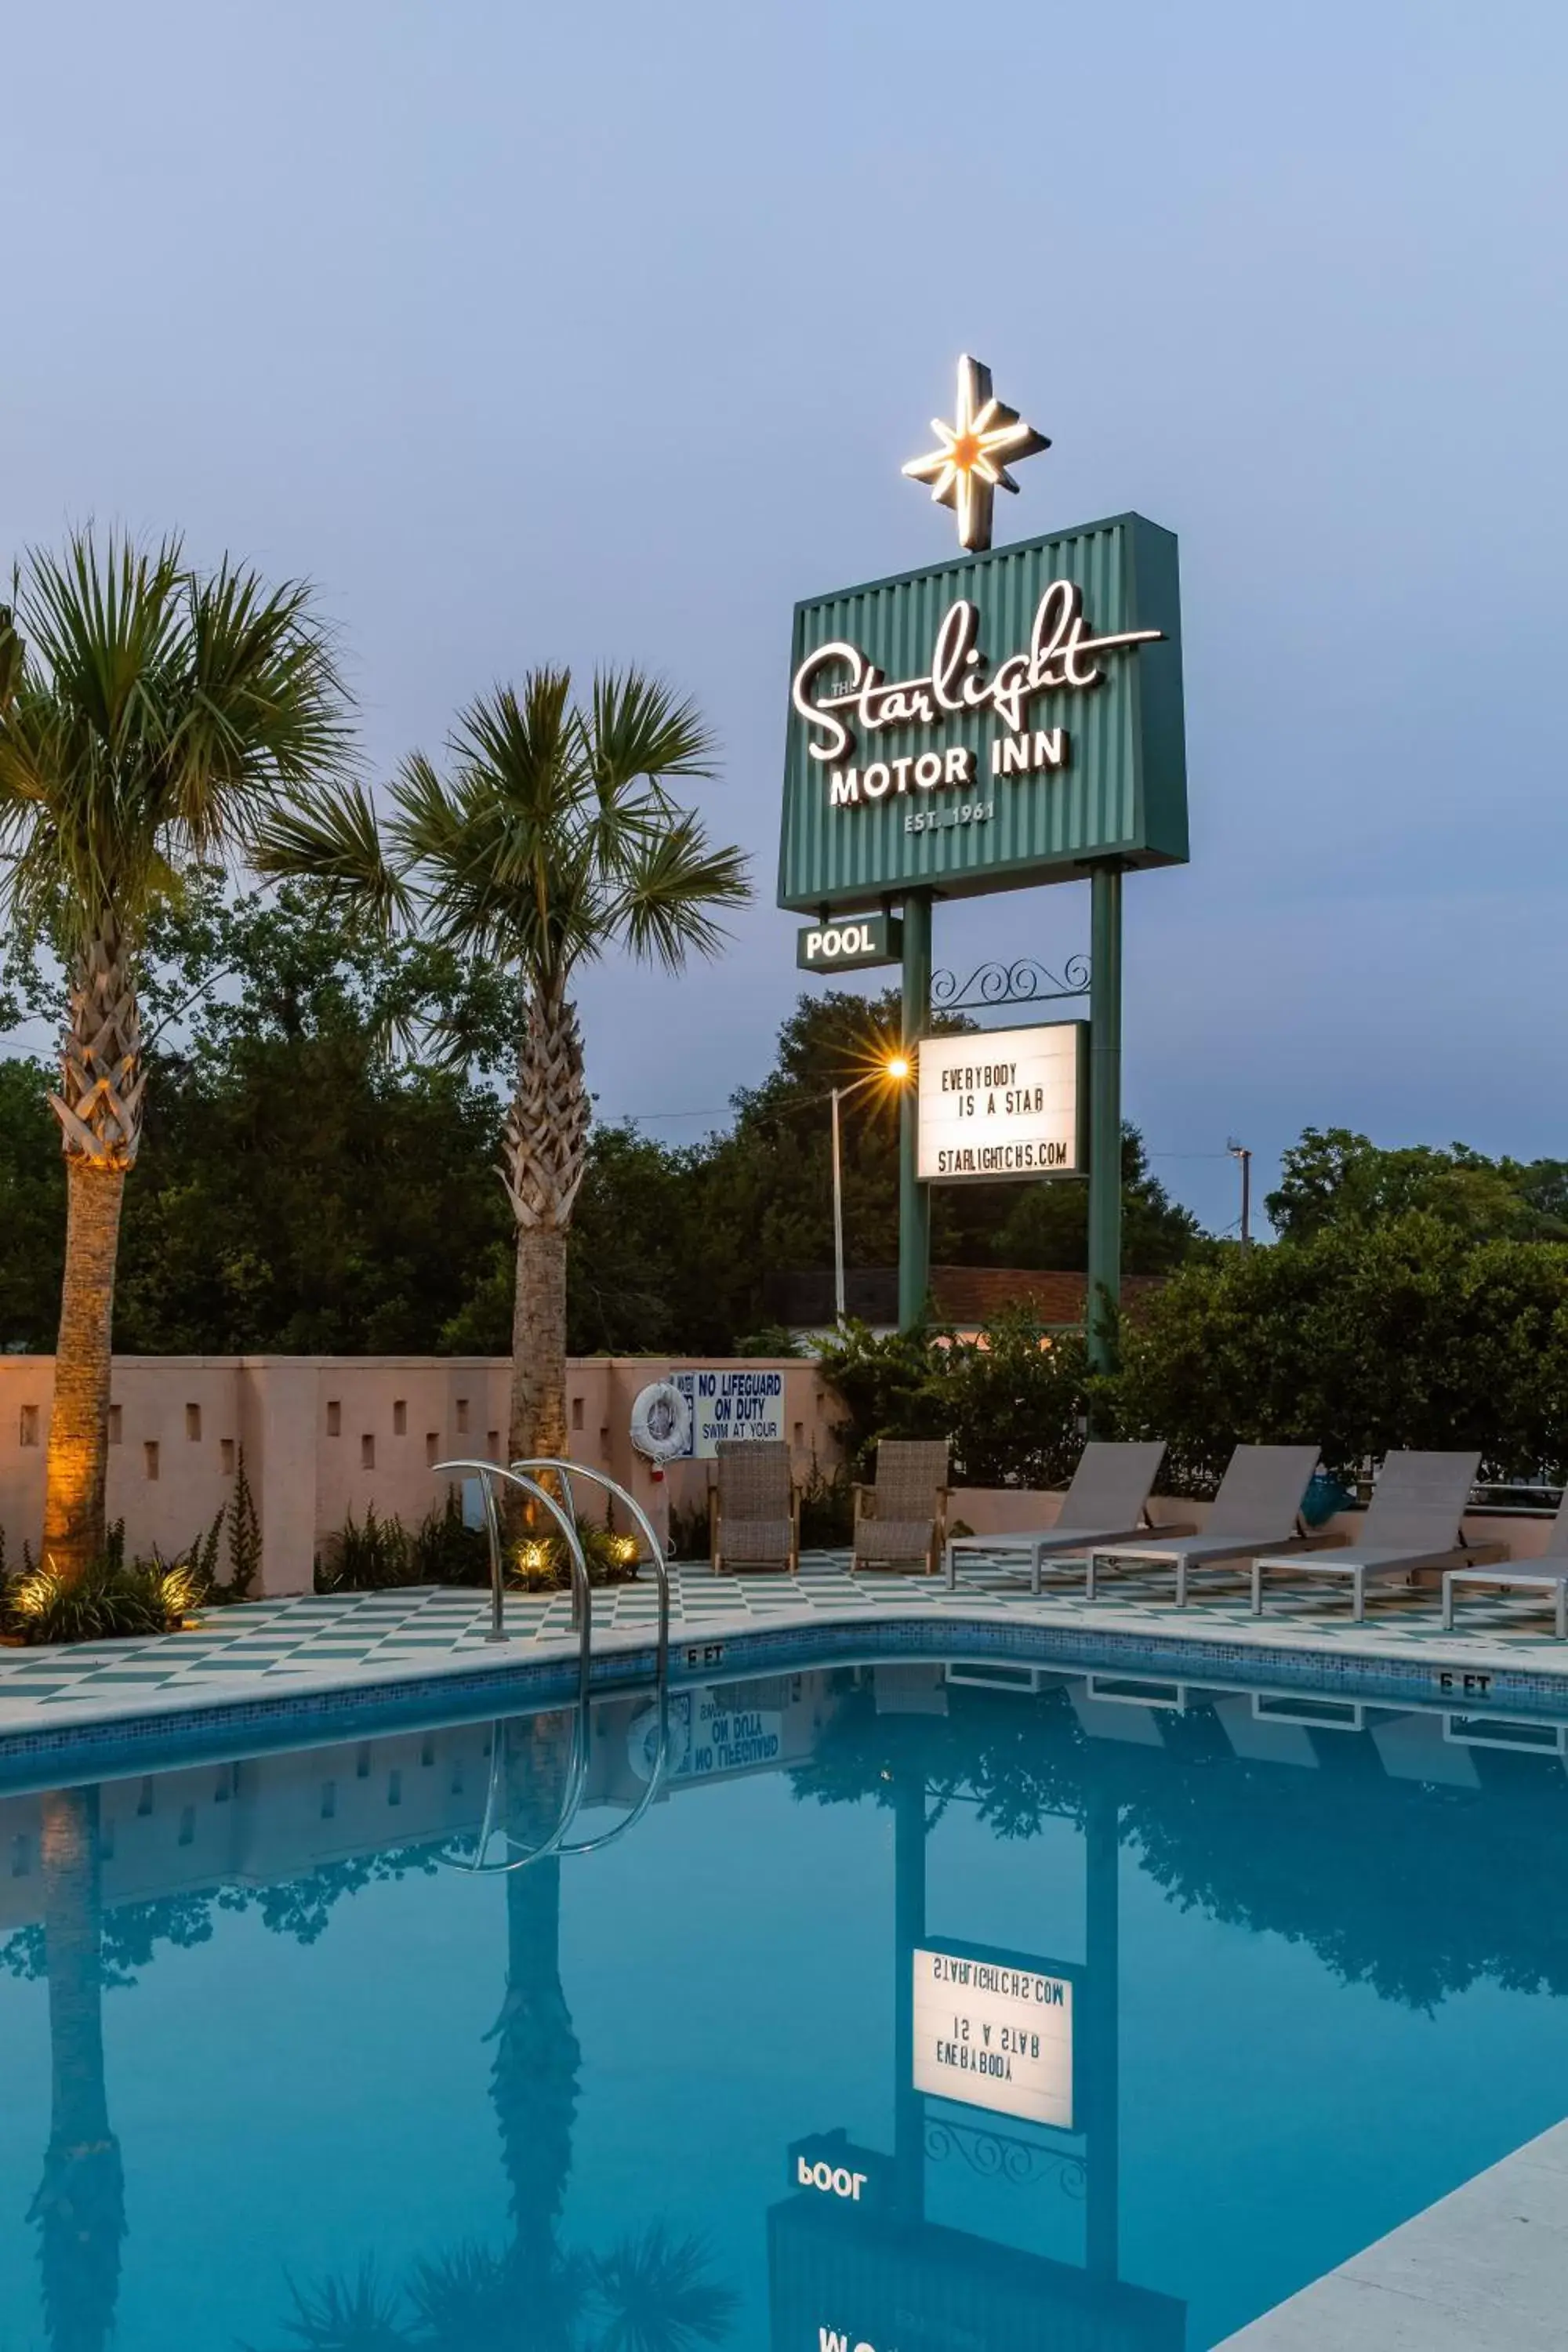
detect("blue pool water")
[5,1655,1568,2350]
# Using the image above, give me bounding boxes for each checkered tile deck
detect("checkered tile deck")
[1,1546,1566,1734]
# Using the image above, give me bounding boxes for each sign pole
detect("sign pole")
[1087,866,1123,1374]
[898,890,933,1330]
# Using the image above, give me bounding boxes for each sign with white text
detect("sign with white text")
[913,1944,1074,2129]
[797,912,903,973]
[778,515,1186,912]
[916,1022,1087,1183]
[671,1369,786,1457]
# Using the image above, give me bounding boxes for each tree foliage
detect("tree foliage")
[1267,1126,1568,1244]
[818,1308,1091,1489]
[1112,1214,1568,1484]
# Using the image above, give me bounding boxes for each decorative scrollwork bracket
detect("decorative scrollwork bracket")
[923,2114,1087,2198]
[931,954,1090,1013]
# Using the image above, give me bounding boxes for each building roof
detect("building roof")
[768,1266,1165,1333]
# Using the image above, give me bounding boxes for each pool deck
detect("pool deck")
[2,1545,1568,1746]
[1213,2118,1568,2350]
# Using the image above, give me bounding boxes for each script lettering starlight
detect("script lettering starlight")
[792,582,1163,810]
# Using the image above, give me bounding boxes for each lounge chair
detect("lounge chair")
[1251,1449,1502,1621]
[1443,1487,1568,1638]
[1086,1444,1322,1607]
[945,1440,1175,1594]
[853,1440,949,1575]
[710,1439,799,1574]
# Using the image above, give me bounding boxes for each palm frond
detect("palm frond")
[252,2259,409,2351]
[168,558,355,842]
[615,822,753,971]
[0,528,355,957]
[254,782,406,930]
[588,670,718,800]
[590,2223,738,2352]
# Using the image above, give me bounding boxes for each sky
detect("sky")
[5,0,1566,1235]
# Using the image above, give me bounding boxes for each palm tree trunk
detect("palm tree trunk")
[502,986,590,1470]
[31,1786,125,2352]
[510,1222,568,1467]
[42,920,144,1581]
[42,1161,126,1580]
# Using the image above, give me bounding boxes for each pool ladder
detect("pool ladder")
[430,1455,672,1871]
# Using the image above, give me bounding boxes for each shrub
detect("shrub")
[799,1461,854,1547]
[510,1514,641,1592]
[409,1490,489,1585]
[1112,1216,1568,1486]
[818,1307,1090,1490]
[317,1505,422,1593]
[5,1555,201,1645]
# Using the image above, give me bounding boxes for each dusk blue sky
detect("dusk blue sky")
[7,1,1566,1233]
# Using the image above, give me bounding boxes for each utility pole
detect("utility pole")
[1228,1138,1253,1249]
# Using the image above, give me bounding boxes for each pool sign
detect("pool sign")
[913,1944,1075,2129]
[916,1021,1088,1183]
[778,514,1186,913]
[797,911,902,974]
[671,1368,786,1457]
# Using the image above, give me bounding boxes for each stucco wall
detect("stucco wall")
[0,1356,840,1595]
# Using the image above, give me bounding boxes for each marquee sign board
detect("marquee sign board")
[778,514,1185,914]
[916,1021,1088,1184]
[912,1941,1076,2129]
[797,911,903,974]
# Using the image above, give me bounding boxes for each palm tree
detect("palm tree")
[0,532,352,1577]
[258,668,749,1465]
[30,1787,125,2352]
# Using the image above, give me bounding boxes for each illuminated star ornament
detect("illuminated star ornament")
[902,354,1051,552]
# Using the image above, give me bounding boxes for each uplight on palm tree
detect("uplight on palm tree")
[0,532,353,1579]
[259,666,750,1466]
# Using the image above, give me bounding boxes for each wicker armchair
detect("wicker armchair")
[853,1439,950,1575]
[710,1439,800,1574]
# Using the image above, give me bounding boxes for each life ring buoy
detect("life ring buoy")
[630,1380,691,1465]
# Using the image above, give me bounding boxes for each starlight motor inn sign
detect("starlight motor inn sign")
[777,358,1189,1343]
[778,513,1186,913]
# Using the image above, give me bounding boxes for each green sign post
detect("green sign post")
[779,362,1188,1365]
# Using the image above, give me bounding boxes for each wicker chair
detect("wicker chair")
[710,1439,800,1574]
[853,1439,950,1575]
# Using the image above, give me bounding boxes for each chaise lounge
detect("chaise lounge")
[945,1440,1175,1594]
[1085,1443,1323,1608]
[1251,1449,1501,1621]
[1443,1486,1568,1639]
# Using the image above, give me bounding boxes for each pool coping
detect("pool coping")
[1212,2116,1568,2350]
[5,1588,1568,1788]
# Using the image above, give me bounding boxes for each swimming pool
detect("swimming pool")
[4,1653,1568,2350]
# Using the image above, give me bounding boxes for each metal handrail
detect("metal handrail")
[510,1457,672,1698]
[430,1460,592,1874]
[432,1459,592,1711]
[510,1458,673,1858]
[427,1454,673,1873]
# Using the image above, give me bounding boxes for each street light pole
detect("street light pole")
[831,1085,846,1325]
[829,1056,911,1330]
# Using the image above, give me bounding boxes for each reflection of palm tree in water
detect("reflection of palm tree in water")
[31,1787,125,2352]
[263,1707,735,2350]
[486,1709,584,2323]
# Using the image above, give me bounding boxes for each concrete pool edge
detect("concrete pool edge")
[1211,2116,1568,2350]
[5,1591,1568,1787]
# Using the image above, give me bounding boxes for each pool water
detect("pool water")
[5,1657,1568,2350]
